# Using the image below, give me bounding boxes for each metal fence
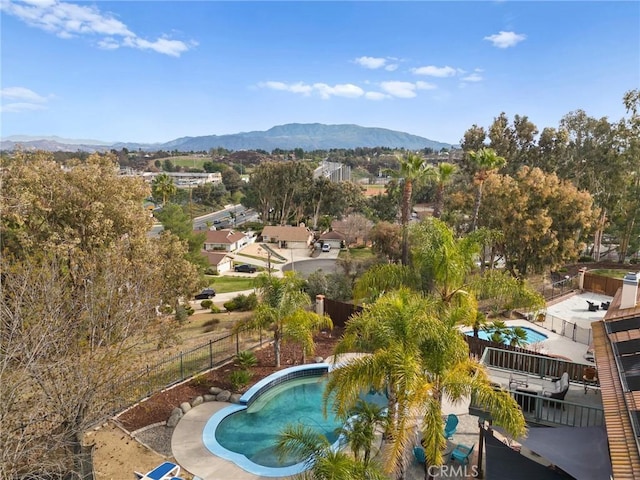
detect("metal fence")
[541,275,579,301]
[110,325,264,415]
[532,313,593,346]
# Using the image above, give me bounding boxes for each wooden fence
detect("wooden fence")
[583,272,623,297]
[323,297,362,329]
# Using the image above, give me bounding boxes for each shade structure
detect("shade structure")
[518,426,612,480]
[483,428,570,480]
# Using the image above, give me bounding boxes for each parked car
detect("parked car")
[194,288,216,300]
[234,264,257,273]
[321,243,331,252]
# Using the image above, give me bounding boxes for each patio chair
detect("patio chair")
[444,413,459,439]
[586,300,599,312]
[542,372,569,408]
[449,443,475,465]
[413,445,426,464]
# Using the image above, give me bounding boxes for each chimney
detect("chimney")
[620,272,639,310]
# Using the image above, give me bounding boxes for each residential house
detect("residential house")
[261,225,314,249]
[202,251,233,274]
[592,271,640,479]
[318,230,345,250]
[201,229,248,253]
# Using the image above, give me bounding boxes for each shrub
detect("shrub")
[203,318,220,332]
[224,292,258,312]
[210,304,221,314]
[235,350,258,369]
[175,305,189,324]
[228,370,252,390]
[205,267,219,275]
[200,299,213,309]
[579,255,594,262]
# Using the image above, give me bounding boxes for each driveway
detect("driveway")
[281,258,340,278]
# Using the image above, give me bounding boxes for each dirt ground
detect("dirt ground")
[90,329,342,479]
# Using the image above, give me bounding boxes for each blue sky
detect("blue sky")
[1,1,638,145]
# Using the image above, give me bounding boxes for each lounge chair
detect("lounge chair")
[586,300,599,312]
[542,372,569,407]
[413,445,426,464]
[444,413,459,439]
[450,443,475,465]
[134,462,183,480]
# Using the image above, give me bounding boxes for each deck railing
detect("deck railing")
[470,389,604,428]
[480,347,595,384]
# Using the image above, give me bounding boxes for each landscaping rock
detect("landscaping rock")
[230,393,242,404]
[167,408,183,428]
[204,394,217,402]
[209,386,223,395]
[191,396,204,407]
[314,356,324,363]
[180,402,192,413]
[216,390,231,402]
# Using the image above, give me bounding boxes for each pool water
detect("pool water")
[466,326,548,344]
[211,376,386,469]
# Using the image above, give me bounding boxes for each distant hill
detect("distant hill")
[1,123,452,152]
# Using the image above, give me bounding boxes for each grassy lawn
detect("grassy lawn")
[590,269,629,279]
[341,246,375,260]
[166,156,209,169]
[236,253,285,264]
[204,275,256,293]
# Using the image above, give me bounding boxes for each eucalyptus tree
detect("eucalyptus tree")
[241,272,332,367]
[387,153,430,265]
[467,147,507,232]
[325,289,527,479]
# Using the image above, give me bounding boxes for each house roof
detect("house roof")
[319,230,345,240]
[201,229,246,244]
[262,225,312,242]
[593,285,640,479]
[202,251,232,266]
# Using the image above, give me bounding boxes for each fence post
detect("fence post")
[209,340,213,369]
[146,365,150,397]
[236,331,240,354]
[180,352,184,380]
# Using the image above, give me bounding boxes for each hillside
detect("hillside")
[2,123,452,152]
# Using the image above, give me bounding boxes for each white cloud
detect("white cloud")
[364,91,389,100]
[354,56,387,69]
[461,73,483,82]
[0,0,195,57]
[380,81,419,98]
[384,64,398,72]
[415,81,437,90]
[412,65,457,77]
[0,86,49,113]
[484,31,526,48]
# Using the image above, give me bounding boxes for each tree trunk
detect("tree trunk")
[274,338,281,368]
[471,180,484,232]
[71,431,94,480]
[401,181,413,266]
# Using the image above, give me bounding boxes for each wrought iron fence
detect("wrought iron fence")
[541,275,579,301]
[109,325,264,415]
[527,312,592,346]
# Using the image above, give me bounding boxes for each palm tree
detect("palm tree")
[468,148,506,231]
[387,153,429,266]
[338,400,388,466]
[425,162,457,219]
[243,272,332,367]
[151,173,177,206]
[275,424,388,480]
[325,290,527,479]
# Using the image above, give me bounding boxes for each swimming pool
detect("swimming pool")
[202,364,387,477]
[465,326,548,344]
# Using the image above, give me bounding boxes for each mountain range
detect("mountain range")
[1,123,452,153]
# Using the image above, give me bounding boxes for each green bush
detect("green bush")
[235,350,258,369]
[200,299,213,309]
[224,292,258,312]
[229,370,252,390]
[205,267,219,275]
[579,255,594,262]
[175,305,189,324]
[210,304,222,314]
